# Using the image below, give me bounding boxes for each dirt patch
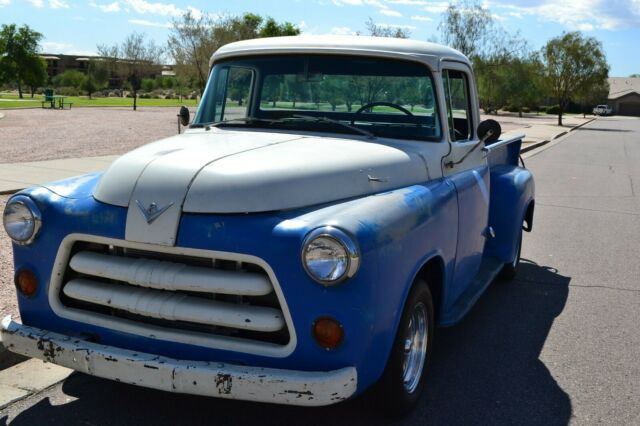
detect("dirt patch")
[0,107,189,163]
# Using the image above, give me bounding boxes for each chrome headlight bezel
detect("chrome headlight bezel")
[301,226,360,286]
[2,195,42,245]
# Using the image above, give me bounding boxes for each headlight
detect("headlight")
[302,227,360,285]
[2,196,42,245]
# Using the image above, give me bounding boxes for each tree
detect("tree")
[0,24,43,98]
[501,54,544,117]
[167,11,215,97]
[439,0,493,59]
[168,12,300,95]
[22,56,47,98]
[575,80,610,117]
[630,74,640,78]
[365,17,410,38]
[542,32,609,126]
[98,33,162,110]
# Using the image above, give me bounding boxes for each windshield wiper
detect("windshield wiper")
[290,115,376,139]
[191,117,282,129]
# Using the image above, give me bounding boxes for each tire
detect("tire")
[375,279,434,416]
[500,229,522,281]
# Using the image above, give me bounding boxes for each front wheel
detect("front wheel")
[375,279,434,415]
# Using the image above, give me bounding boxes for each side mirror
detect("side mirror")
[179,106,190,126]
[477,119,501,145]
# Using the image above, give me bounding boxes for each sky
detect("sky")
[0,0,638,76]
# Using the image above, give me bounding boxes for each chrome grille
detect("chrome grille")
[57,240,290,347]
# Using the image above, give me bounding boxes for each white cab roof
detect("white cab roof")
[211,35,470,71]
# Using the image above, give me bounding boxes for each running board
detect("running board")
[439,257,504,326]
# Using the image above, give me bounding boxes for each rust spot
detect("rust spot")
[39,339,58,363]
[215,373,233,395]
[284,390,314,397]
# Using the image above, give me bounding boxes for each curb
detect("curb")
[521,118,596,155]
[521,139,550,153]
[569,117,596,131]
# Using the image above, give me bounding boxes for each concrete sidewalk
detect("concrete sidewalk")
[0,116,594,194]
[0,156,118,194]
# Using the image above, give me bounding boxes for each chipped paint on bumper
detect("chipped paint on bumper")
[0,316,357,406]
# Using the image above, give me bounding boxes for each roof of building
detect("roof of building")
[608,77,640,100]
[211,35,470,70]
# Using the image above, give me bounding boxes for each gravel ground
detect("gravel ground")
[0,194,18,321]
[0,107,189,163]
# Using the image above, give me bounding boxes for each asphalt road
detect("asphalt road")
[1,116,639,425]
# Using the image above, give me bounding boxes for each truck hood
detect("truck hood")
[93,128,429,245]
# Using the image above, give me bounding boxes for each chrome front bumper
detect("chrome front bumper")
[0,316,356,406]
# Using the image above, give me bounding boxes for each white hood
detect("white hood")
[93,128,429,245]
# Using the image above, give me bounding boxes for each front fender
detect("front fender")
[278,179,458,391]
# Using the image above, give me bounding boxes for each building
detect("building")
[40,53,91,79]
[608,77,640,116]
[39,53,176,87]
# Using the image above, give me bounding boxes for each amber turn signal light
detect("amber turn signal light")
[16,269,38,297]
[312,317,344,350]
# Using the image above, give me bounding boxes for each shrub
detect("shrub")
[546,105,560,114]
[52,70,85,89]
[141,78,155,93]
[522,107,530,113]
[57,86,80,96]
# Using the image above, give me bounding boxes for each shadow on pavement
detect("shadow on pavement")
[1,260,571,426]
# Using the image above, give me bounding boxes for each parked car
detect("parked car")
[1,36,534,414]
[593,104,613,115]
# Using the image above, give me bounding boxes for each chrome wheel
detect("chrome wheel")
[402,301,428,394]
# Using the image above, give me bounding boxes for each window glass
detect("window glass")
[443,69,473,142]
[195,55,441,142]
[196,66,252,123]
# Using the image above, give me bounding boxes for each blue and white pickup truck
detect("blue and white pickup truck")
[1,36,534,414]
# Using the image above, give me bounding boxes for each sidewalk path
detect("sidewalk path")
[0,156,118,194]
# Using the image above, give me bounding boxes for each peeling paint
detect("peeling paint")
[215,373,233,394]
[1,316,357,407]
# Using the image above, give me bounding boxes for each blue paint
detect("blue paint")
[7,139,533,399]
[447,165,490,304]
[484,165,535,263]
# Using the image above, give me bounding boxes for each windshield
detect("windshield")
[194,55,441,141]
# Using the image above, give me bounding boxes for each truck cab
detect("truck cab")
[1,36,534,414]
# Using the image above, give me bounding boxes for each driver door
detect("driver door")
[441,62,490,302]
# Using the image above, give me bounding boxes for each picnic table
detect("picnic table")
[41,91,73,110]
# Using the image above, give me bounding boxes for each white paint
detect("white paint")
[63,279,285,332]
[70,251,273,296]
[183,134,430,213]
[1,317,357,407]
[48,234,298,358]
[212,35,470,71]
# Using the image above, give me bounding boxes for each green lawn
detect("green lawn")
[0,93,199,109]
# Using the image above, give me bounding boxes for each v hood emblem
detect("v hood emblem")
[135,200,174,224]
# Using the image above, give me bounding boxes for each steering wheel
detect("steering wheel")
[352,101,414,125]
